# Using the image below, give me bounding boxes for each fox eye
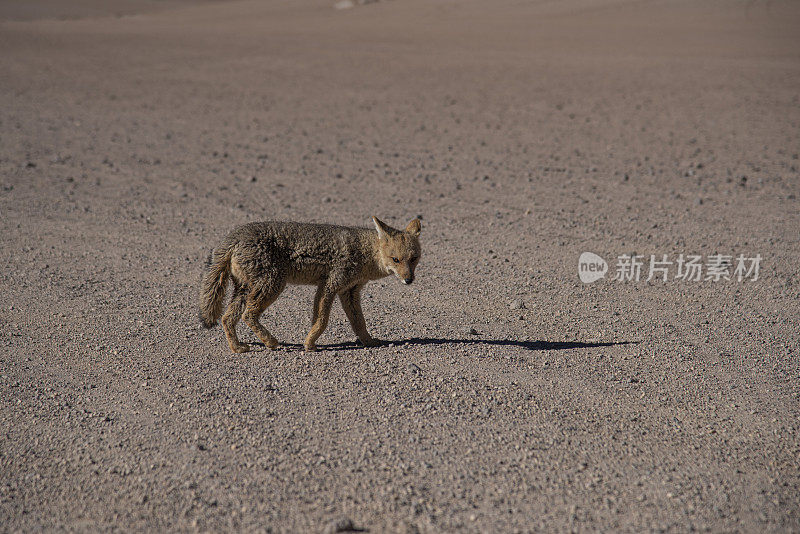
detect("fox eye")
[392,257,400,263]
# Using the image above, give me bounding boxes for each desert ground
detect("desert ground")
[1,0,799,531]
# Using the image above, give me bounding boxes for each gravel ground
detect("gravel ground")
[1,0,799,531]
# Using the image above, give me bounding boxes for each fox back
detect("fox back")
[228,221,384,287]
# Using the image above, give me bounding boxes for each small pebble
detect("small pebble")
[323,517,356,534]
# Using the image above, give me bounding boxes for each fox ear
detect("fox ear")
[405,218,421,237]
[372,216,391,240]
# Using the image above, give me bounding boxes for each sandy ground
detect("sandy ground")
[1,0,799,531]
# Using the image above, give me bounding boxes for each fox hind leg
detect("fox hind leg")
[242,278,285,350]
[222,282,249,353]
[305,283,335,352]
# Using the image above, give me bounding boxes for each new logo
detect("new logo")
[578,252,608,283]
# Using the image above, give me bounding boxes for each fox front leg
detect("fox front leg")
[339,285,382,348]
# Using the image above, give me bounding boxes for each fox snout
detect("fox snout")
[388,265,415,284]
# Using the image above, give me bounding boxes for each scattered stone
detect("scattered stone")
[407,363,422,375]
[510,300,525,310]
[468,327,479,336]
[323,517,360,533]
[334,0,380,9]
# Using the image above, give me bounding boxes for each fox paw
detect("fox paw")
[231,343,250,354]
[265,339,280,350]
[360,338,383,348]
[303,344,318,353]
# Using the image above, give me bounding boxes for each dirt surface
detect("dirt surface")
[2,0,799,531]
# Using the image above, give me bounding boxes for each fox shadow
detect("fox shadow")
[387,338,634,351]
[254,338,634,352]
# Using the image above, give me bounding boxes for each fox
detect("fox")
[199,216,422,353]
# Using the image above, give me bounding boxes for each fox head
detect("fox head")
[372,216,422,285]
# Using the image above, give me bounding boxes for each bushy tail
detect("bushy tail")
[199,244,233,328]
